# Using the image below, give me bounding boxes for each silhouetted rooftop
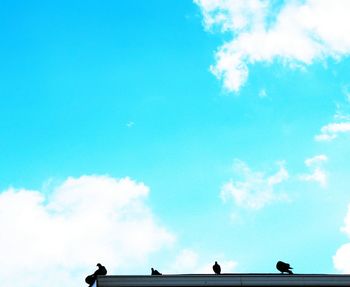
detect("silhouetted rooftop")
[97,274,350,287]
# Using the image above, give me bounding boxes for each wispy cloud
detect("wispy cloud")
[0,176,175,287]
[315,92,350,141]
[194,0,350,92]
[220,160,289,210]
[315,122,350,141]
[299,155,328,187]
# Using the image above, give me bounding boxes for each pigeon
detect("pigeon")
[276,261,293,274]
[85,263,107,286]
[95,263,107,276]
[213,261,221,275]
[151,268,162,275]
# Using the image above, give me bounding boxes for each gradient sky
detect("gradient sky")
[2,1,350,286]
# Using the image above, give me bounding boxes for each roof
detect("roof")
[96,274,350,287]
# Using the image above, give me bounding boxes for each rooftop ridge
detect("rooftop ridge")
[100,272,350,278]
[97,273,350,287]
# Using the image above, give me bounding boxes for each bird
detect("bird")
[151,268,162,275]
[276,261,293,274]
[95,263,107,276]
[85,263,107,287]
[213,261,221,275]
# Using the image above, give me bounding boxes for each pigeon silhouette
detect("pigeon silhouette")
[213,261,221,275]
[85,263,107,286]
[151,268,162,275]
[95,263,107,276]
[276,261,293,274]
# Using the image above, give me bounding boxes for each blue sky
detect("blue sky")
[2,0,350,286]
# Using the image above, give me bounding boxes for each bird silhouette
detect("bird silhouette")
[276,261,293,274]
[151,268,162,275]
[213,261,221,275]
[85,263,107,286]
[95,263,107,276]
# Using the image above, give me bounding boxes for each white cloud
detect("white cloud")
[299,155,328,187]
[314,133,337,142]
[167,249,237,274]
[299,168,327,187]
[321,122,350,133]
[194,0,350,92]
[0,175,175,287]
[304,154,328,167]
[315,91,350,141]
[334,204,350,273]
[315,122,350,141]
[220,160,289,210]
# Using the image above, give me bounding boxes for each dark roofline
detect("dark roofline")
[97,274,350,287]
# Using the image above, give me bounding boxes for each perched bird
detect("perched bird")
[95,263,107,276]
[213,261,221,275]
[276,261,293,274]
[85,263,107,287]
[151,268,162,275]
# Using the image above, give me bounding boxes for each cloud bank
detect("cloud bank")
[194,0,350,92]
[0,175,175,287]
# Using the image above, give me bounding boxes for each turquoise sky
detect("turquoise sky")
[1,1,350,286]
